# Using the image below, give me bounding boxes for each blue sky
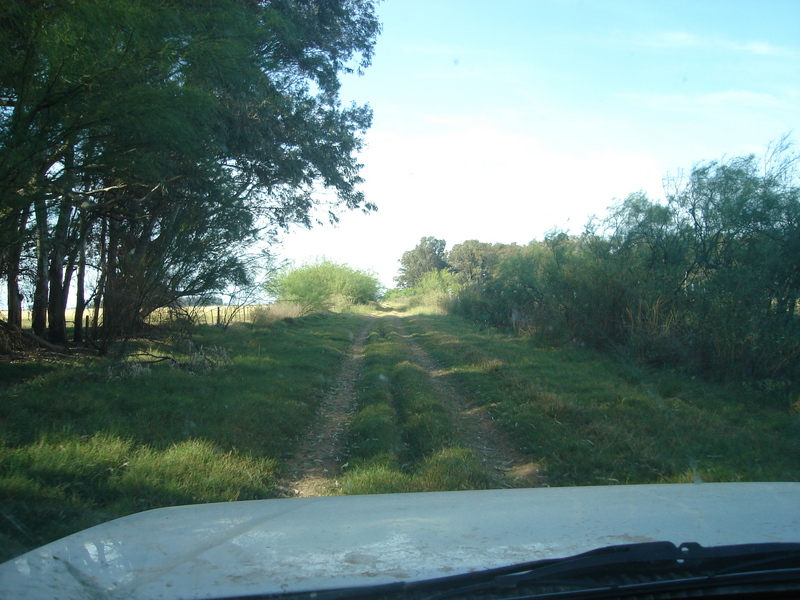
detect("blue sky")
[278,0,800,287]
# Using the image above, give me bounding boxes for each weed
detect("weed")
[247,302,305,328]
[338,457,415,495]
[336,318,495,496]
[346,404,402,460]
[417,447,493,491]
[0,434,278,558]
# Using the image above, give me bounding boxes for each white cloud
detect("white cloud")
[278,124,664,287]
[741,41,782,56]
[621,89,791,114]
[634,31,798,58]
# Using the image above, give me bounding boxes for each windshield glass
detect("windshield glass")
[0,0,798,574]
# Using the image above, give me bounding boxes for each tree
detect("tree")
[448,240,504,285]
[664,141,800,379]
[395,236,449,289]
[0,0,381,345]
[448,139,800,383]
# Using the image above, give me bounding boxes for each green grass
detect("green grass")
[0,434,277,559]
[337,448,491,495]
[0,312,369,562]
[400,313,800,487]
[382,292,452,315]
[336,318,493,494]
[2,306,798,562]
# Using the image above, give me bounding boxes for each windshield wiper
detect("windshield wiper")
[225,541,800,600]
[422,541,800,600]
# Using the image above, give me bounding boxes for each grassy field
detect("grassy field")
[0,311,365,561]
[399,312,800,486]
[0,302,303,331]
[1,305,798,562]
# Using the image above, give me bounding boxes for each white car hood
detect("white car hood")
[2,482,799,599]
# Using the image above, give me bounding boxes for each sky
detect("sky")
[277,0,800,288]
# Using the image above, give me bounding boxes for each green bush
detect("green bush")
[447,142,800,386]
[272,260,381,314]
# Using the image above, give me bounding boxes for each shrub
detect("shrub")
[272,260,381,314]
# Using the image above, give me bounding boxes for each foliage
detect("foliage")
[448,139,800,385]
[391,269,462,315]
[0,0,380,346]
[273,259,381,314]
[2,308,799,560]
[448,240,511,285]
[413,269,461,296]
[1,434,278,558]
[337,317,493,495]
[395,236,449,289]
[385,267,458,302]
[0,311,367,561]
[402,313,800,487]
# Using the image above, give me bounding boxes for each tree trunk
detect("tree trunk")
[32,195,49,336]
[92,217,108,340]
[46,198,74,345]
[73,237,86,343]
[99,217,125,353]
[4,210,29,328]
[6,275,24,328]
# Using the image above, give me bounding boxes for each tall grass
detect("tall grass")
[382,294,452,315]
[2,306,798,562]
[0,434,277,559]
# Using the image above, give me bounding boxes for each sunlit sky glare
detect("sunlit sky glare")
[277,0,800,288]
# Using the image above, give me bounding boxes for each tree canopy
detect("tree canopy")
[0,0,380,348]
[395,236,449,289]
[415,139,800,386]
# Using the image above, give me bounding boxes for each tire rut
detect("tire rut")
[277,312,542,498]
[277,318,374,497]
[389,315,544,488]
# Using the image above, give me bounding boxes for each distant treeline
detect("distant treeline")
[398,139,800,385]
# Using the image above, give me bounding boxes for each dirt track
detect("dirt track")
[279,318,374,497]
[389,316,543,488]
[279,313,541,497]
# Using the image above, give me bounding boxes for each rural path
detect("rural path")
[279,312,542,497]
[388,316,542,488]
[278,318,374,497]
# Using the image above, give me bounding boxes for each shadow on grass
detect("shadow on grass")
[0,435,279,563]
[0,312,372,563]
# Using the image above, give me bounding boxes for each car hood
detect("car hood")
[2,482,799,600]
